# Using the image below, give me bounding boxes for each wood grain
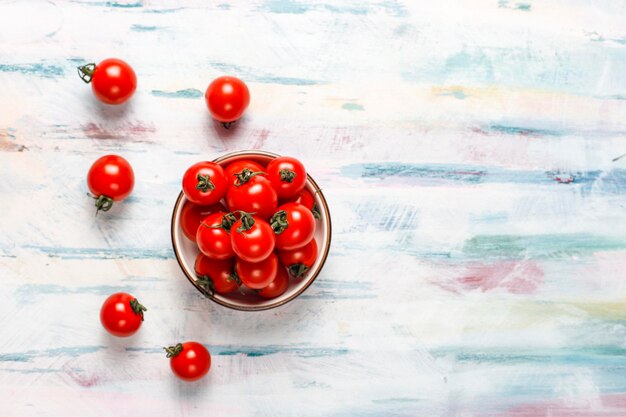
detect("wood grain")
[1,0,625,416]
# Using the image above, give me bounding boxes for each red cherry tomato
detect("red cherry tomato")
[284,189,321,219]
[224,159,265,191]
[235,252,279,290]
[182,162,228,206]
[267,156,307,200]
[196,212,236,260]
[226,170,277,220]
[258,266,290,299]
[278,239,318,278]
[205,76,250,125]
[100,292,146,337]
[270,203,316,250]
[194,253,239,295]
[230,213,275,262]
[78,58,137,105]
[165,342,211,382]
[87,155,135,212]
[179,200,227,241]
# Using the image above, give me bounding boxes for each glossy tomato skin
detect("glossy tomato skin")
[182,162,227,206]
[205,76,250,123]
[168,342,211,382]
[100,292,145,337]
[284,188,315,210]
[278,239,318,278]
[196,212,235,260]
[91,58,137,105]
[271,203,316,250]
[267,157,307,200]
[235,252,279,290]
[87,155,135,200]
[230,215,275,262]
[226,175,277,220]
[180,200,227,241]
[194,253,238,295]
[224,160,265,191]
[258,266,289,298]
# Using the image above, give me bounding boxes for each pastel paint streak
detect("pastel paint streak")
[0,63,64,78]
[19,245,173,260]
[14,284,135,301]
[0,346,105,362]
[130,24,158,31]
[261,0,407,16]
[498,1,532,12]
[438,260,545,294]
[342,103,365,111]
[496,394,626,417]
[463,234,626,260]
[151,88,203,99]
[341,163,626,195]
[126,345,350,358]
[209,62,322,85]
[81,122,156,140]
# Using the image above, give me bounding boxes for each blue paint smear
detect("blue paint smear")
[498,1,532,11]
[20,245,173,260]
[485,124,562,136]
[151,88,203,98]
[339,163,626,195]
[0,368,61,374]
[130,24,158,31]
[217,3,231,10]
[260,0,407,16]
[0,63,64,78]
[0,346,105,362]
[209,62,322,85]
[438,90,468,99]
[105,1,142,8]
[14,284,134,300]
[126,345,349,358]
[342,103,365,111]
[143,7,181,13]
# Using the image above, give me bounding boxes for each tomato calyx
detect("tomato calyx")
[77,63,97,83]
[201,212,236,232]
[312,204,321,220]
[196,174,216,192]
[227,272,242,286]
[279,169,296,183]
[288,263,309,278]
[233,168,265,187]
[234,211,256,233]
[164,343,184,358]
[129,298,147,321]
[91,194,114,213]
[270,210,289,234]
[196,275,216,297]
[222,121,236,130]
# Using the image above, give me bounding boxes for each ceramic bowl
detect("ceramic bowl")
[171,150,331,311]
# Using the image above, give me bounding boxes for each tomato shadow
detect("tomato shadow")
[204,115,247,146]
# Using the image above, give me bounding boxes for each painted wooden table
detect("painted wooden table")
[1,1,625,416]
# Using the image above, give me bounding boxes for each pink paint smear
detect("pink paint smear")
[437,260,545,294]
[497,393,626,417]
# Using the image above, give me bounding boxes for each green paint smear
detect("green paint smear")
[342,103,365,111]
[463,233,626,260]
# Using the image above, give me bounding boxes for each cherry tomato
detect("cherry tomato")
[230,213,275,262]
[196,212,236,260]
[100,292,146,337]
[235,252,279,290]
[270,203,316,250]
[165,342,211,382]
[258,266,289,299]
[87,155,135,213]
[226,169,277,220]
[77,58,137,105]
[224,159,265,191]
[284,189,321,220]
[267,156,307,200]
[205,76,250,126]
[182,161,228,206]
[194,253,239,295]
[278,239,318,278]
[179,200,227,241]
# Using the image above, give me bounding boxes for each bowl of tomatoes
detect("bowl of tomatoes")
[171,150,331,311]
